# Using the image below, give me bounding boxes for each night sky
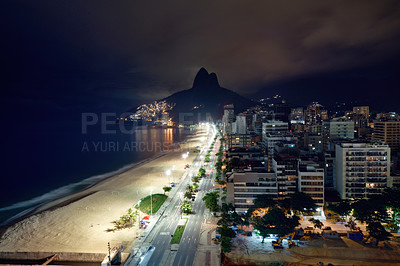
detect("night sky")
[2,0,400,119]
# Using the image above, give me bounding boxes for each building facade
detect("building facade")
[335,141,391,200]
[226,172,278,213]
[373,121,400,151]
[227,134,253,149]
[272,152,299,198]
[298,165,324,207]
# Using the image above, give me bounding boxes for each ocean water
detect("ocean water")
[0,117,191,225]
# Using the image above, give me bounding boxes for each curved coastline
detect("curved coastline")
[0,129,203,253]
[0,136,189,234]
[0,151,168,230]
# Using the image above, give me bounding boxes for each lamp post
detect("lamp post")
[172,165,175,182]
[137,200,141,227]
[166,170,171,185]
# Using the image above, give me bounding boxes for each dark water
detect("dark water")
[0,116,191,225]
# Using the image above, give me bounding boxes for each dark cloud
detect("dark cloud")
[2,0,400,105]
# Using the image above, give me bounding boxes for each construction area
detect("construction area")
[223,220,400,266]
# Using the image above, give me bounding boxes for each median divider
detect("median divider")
[171,218,188,246]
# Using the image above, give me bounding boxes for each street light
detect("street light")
[137,200,142,227]
[166,170,171,185]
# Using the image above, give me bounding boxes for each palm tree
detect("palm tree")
[186,184,195,193]
[184,190,193,200]
[202,191,219,213]
[181,200,192,214]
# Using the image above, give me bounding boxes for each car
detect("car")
[322,226,332,230]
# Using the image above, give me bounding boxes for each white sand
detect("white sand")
[0,128,207,253]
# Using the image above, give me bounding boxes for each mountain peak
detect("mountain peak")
[193,67,220,88]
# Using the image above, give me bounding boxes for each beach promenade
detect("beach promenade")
[0,127,207,255]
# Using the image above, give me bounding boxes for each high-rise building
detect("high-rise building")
[272,146,299,198]
[298,165,324,207]
[289,107,304,123]
[262,120,289,137]
[324,152,335,189]
[273,101,291,122]
[264,133,296,171]
[373,121,400,151]
[235,114,248,134]
[222,104,235,135]
[304,133,323,153]
[326,117,355,139]
[305,103,328,126]
[353,106,370,120]
[353,106,370,139]
[323,116,355,150]
[226,172,278,213]
[227,134,252,149]
[335,141,391,200]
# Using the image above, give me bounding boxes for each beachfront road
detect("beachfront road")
[145,128,217,266]
[172,138,219,266]
[172,170,215,266]
[145,162,200,266]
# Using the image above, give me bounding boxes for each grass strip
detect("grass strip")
[171,220,187,244]
[136,193,167,215]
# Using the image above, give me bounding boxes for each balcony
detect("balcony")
[346,188,365,193]
[366,178,386,183]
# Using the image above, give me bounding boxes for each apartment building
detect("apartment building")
[374,121,400,151]
[227,134,252,149]
[262,120,289,137]
[324,116,355,140]
[264,134,296,171]
[353,106,370,119]
[335,141,391,199]
[222,104,235,135]
[226,172,278,213]
[305,103,328,125]
[298,165,324,207]
[272,149,299,198]
[324,152,335,189]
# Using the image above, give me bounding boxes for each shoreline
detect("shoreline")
[0,128,206,253]
[0,140,185,235]
[0,127,194,225]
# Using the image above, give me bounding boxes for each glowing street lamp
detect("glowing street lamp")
[166,169,171,184]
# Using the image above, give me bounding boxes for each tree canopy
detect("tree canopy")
[283,192,317,214]
[181,200,192,214]
[327,200,352,217]
[163,186,172,194]
[199,168,206,175]
[202,191,219,213]
[254,207,300,241]
[184,190,193,200]
[253,194,276,209]
[309,218,324,230]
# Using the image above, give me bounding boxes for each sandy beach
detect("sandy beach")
[0,127,207,253]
